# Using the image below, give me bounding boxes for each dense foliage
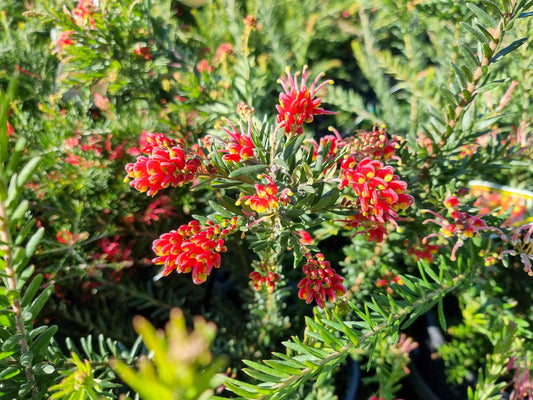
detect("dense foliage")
[1,0,533,399]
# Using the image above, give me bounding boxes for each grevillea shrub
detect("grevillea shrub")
[1,0,533,399]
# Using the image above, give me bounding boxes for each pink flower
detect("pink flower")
[124,132,201,196]
[297,253,346,308]
[276,65,336,136]
[152,218,238,284]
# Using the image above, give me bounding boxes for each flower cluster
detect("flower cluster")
[339,157,414,242]
[469,181,531,227]
[297,253,346,308]
[152,218,239,284]
[93,236,133,264]
[236,175,284,214]
[500,223,533,276]
[217,118,255,163]
[407,241,440,263]
[375,272,404,294]
[307,127,346,162]
[276,65,336,137]
[422,196,502,261]
[249,264,280,293]
[124,132,201,196]
[345,125,400,163]
[73,0,98,29]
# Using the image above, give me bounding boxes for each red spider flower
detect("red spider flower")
[407,241,440,263]
[54,31,74,52]
[276,65,336,136]
[307,127,346,162]
[422,197,504,261]
[499,223,533,276]
[56,230,80,245]
[124,132,202,196]
[236,175,280,214]
[249,264,280,292]
[152,217,239,284]
[6,121,14,137]
[345,125,400,164]
[217,118,255,163]
[339,157,414,241]
[297,253,346,308]
[134,45,152,60]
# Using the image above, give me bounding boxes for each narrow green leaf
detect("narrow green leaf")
[460,44,481,67]
[467,3,498,27]
[2,333,23,352]
[437,299,447,331]
[21,274,44,308]
[242,359,291,379]
[440,88,459,106]
[461,22,490,44]
[6,137,27,177]
[0,366,21,380]
[228,163,268,178]
[491,37,528,62]
[460,65,474,82]
[242,367,283,383]
[263,359,303,375]
[16,157,41,189]
[24,227,44,260]
[28,285,54,320]
[208,201,234,218]
[518,11,533,17]
[223,378,262,399]
[451,62,468,89]
[476,23,495,43]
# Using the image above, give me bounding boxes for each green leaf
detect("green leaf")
[2,333,23,352]
[6,137,27,177]
[21,274,44,308]
[24,227,45,260]
[242,360,291,379]
[228,163,269,178]
[0,366,21,380]
[451,62,468,89]
[16,157,41,189]
[437,299,447,331]
[460,22,490,44]
[466,3,498,27]
[491,37,528,62]
[208,201,234,219]
[223,378,262,399]
[28,285,54,320]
